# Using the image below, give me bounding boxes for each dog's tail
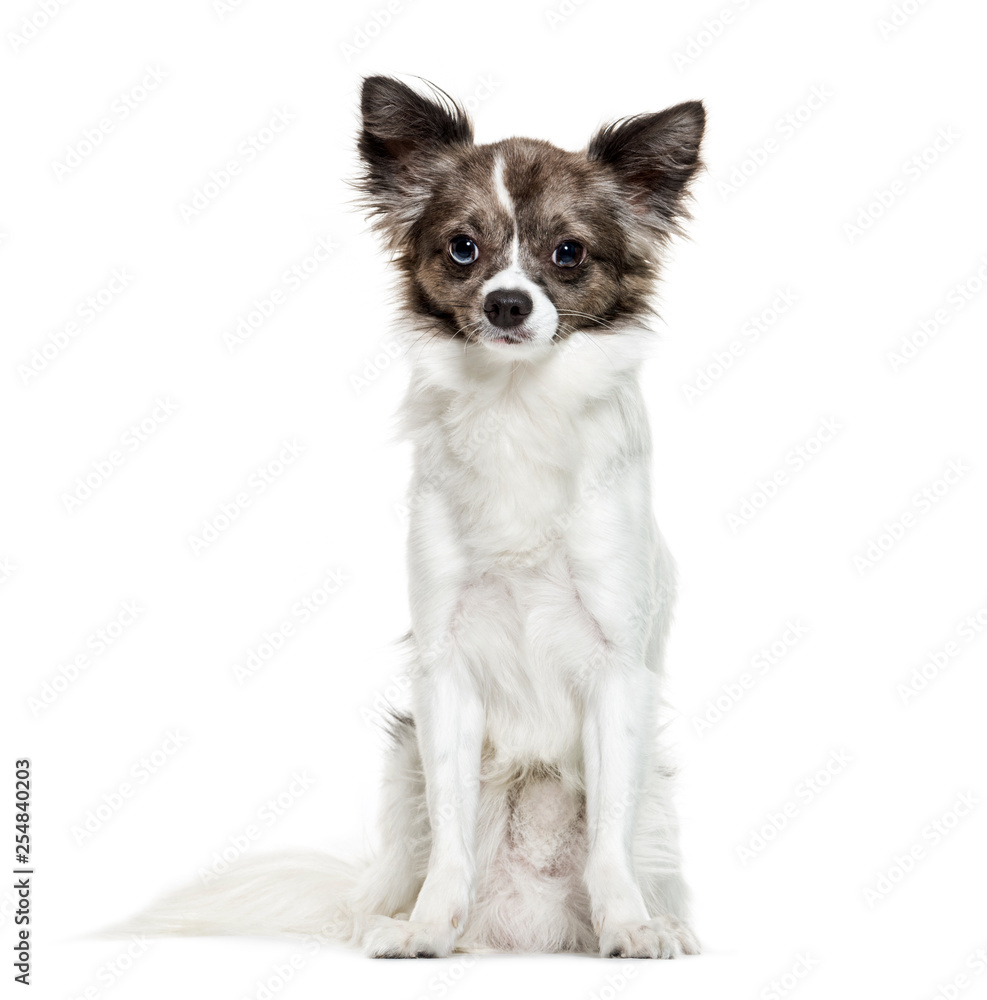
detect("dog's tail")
[102,850,371,943]
[103,713,426,946]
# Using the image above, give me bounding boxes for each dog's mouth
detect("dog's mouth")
[447,303,557,349]
[484,329,533,346]
[478,312,547,348]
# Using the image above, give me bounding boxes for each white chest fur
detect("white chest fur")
[401,330,667,769]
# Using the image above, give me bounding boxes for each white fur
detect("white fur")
[492,154,514,215]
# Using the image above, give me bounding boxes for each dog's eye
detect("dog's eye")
[449,236,479,265]
[552,241,586,268]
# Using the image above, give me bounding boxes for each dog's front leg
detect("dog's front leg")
[573,496,698,958]
[365,502,483,958]
[582,662,695,958]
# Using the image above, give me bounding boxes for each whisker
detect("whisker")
[555,310,622,334]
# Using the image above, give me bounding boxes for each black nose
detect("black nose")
[483,289,533,329]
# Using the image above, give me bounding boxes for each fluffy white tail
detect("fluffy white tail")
[104,850,369,943]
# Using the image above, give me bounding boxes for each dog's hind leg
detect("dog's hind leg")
[350,712,431,931]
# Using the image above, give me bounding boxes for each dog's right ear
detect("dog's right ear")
[357,76,473,235]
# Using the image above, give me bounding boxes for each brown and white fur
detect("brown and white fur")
[117,76,706,960]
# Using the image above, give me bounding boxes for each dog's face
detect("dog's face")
[358,77,704,355]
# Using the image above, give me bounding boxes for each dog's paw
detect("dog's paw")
[364,915,457,959]
[599,915,700,959]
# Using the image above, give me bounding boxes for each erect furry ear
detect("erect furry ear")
[588,101,705,235]
[357,76,473,232]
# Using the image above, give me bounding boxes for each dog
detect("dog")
[119,75,706,960]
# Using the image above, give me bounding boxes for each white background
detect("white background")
[3,0,987,998]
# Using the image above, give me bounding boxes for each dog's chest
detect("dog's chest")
[407,366,647,764]
[458,559,593,766]
[440,390,589,562]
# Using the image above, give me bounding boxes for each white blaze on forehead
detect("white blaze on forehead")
[492,154,514,215]
[482,154,557,347]
[492,154,520,268]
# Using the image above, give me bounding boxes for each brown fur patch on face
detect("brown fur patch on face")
[397,138,661,341]
[357,77,705,343]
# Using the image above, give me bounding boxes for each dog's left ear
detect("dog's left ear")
[588,101,705,234]
[358,76,473,234]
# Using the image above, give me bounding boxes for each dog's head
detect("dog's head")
[357,76,704,355]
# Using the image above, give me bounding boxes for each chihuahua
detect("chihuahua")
[121,75,706,960]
